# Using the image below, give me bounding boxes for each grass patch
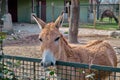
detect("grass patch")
[62,19,119,30]
[63,23,69,27]
[64,31,68,34]
[101,17,117,23]
[80,23,119,30]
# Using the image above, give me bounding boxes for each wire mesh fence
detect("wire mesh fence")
[0,55,120,80]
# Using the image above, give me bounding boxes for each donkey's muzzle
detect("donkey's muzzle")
[41,49,56,67]
[41,61,55,67]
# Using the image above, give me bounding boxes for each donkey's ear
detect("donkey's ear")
[54,11,64,29]
[32,15,46,29]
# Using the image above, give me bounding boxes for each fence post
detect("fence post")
[93,3,96,28]
[66,2,70,22]
[51,2,54,22]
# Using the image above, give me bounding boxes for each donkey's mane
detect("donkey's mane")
[60,35,74,57]
[85,40,103,47]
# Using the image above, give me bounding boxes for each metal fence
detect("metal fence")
[1,55,120,80]
[35,4,120,29]
[35,4,119,23]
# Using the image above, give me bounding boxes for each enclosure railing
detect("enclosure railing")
[1,55,120,80]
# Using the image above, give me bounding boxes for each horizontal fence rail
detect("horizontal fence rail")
[0,55,120,80]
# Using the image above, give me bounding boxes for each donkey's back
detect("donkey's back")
[76,40,117,67]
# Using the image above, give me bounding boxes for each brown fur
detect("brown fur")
[58,36,117,66]
[59,35,117,80]
[40,23,117,80]
[33,14,117,80]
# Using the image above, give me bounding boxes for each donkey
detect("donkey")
[100,10,118,23]
[33,12,117,80]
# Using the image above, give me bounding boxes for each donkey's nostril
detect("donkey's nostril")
[41,61,55,67]
[41,62,43,66]
[51,62,54,66]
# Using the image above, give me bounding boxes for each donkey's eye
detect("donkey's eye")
[55,37,60,41]
[39,38,42,42]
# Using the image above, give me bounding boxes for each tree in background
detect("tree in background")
[96,0,102,20]
[68,0,80,43]
[119,1,120,29]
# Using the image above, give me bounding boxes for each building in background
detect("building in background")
[1,0,89,23]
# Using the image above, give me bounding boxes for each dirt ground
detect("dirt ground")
[2,23,120,68]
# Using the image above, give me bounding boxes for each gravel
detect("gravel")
[2,23,120,65]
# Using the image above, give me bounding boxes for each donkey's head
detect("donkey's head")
[33,12,64,67]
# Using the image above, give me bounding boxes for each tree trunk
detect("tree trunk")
[119,1,120,29]
[93,1,96,28]
[93,4,96,28]
[68,0,80,43]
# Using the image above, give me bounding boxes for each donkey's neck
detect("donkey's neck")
[59,36,85,63]
[59,36,75,60]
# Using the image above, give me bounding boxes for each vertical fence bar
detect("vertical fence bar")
[2,55,4,79]
[65,66,67,79]
[98,70,101,80]
[74,67,76,80]
[30,62,32,78]
[26,61,28,79]
[61,66,63,79]
[33,62,36,80]
[108,72,111,80]
[19,60,21,78]
[22,60,24,79]
[114,72,116,80]
[12,57,15,78]
[70,67,72,80]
